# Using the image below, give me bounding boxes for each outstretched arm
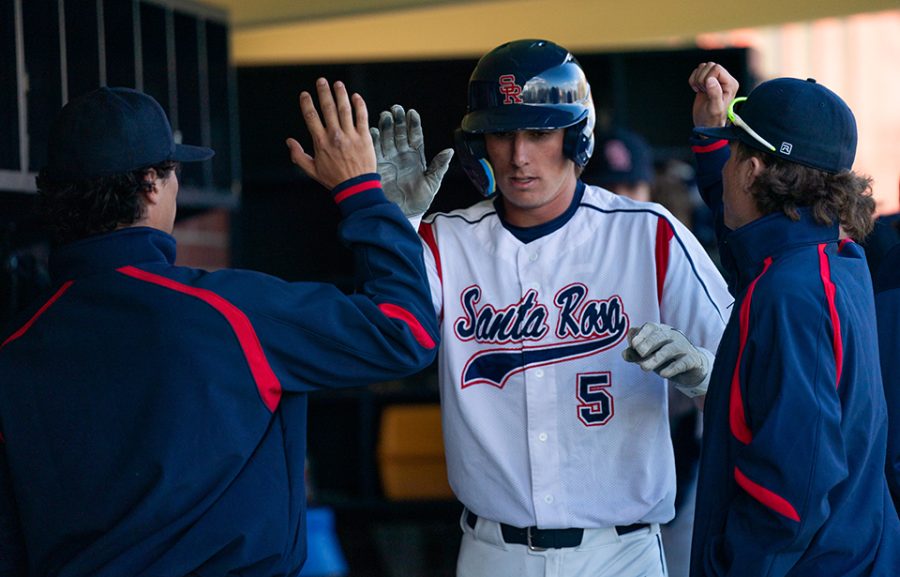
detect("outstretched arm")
[229,79,440,389]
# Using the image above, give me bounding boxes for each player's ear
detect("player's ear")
[744,156,763,188]
[141,168,161,206]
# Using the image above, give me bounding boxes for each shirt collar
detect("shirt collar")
[725,207,839,285]
[49,227,177,281]
[494,180,585,244]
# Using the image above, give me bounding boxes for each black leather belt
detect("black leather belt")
[465,511,649,551]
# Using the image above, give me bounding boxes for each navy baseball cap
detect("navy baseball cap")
[694,77,856,174]
[44,86,214,179]
[589,130,654,186]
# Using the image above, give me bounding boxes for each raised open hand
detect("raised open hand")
[286,78,376,190]
[371,104,452,217]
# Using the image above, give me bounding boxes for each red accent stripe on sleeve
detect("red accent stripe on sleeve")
[730,257,772,445]
[655,218,674,306]
[418,222,442,286]
[691,139,729,153]
[377,302,436,349]
[334,179,381,204]
[117,266,282,412]
[734,466,801,522]
[818,244,843,388]
[1,281,74,350]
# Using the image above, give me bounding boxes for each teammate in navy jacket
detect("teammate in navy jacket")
[0,82,438,576]
[682,63,900,576]
[874,244,900,515]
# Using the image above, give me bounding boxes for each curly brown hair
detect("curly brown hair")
[36,162,178,244]
[734,142,875,240]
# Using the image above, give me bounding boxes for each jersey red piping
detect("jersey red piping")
[418,221,442,319]
[419,222,442,285]
[117,266,282,412]
[655,218,674,307]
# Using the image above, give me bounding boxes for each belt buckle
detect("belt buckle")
[526,526,547,552]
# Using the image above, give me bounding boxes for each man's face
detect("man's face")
[722,143,761,230]
[484,128,577,227]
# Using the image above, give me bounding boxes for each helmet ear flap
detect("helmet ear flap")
[453,128,497,197]
[563,118,595,168]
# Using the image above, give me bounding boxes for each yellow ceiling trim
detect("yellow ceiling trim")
[231,0,898,65]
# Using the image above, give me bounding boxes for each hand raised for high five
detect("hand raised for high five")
[371,104,453,218]
[286,78,376,190]
[688,62,740,130]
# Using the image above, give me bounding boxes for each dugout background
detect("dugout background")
[232,47,751,577]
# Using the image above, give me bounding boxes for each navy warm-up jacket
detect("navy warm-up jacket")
[689,139,899,577]
[0,174,438,577]
[874,244,900,514]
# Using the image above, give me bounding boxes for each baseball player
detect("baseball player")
[372,39,732,577]
[682,63,900,575]
[0,81,438,576]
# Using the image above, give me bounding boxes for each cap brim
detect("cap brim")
[693,125,742,141]
[172,143,215,163]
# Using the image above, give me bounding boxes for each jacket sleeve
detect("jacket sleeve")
[208,174,439,392]
[692,136,739,294]
[0,444,26,577]
[718,284,848,576]
[875,247,900,513]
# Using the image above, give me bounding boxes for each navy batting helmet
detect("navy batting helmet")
[455,39,596,197]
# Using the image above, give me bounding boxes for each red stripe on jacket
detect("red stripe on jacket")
[818,244,843,388]
[730,257,773,445]
[117,266,282,412]
[734,466,801,522]
[377,303,436,349]
[1,281,74,350]
[334,179,381,204]
[655,218,674,306]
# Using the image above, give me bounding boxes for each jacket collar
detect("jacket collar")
[49,227,177,281]
[725,207,839,289]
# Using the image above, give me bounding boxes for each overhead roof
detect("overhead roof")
[200,0,899,64]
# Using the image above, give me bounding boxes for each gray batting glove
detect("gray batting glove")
[370,104,453,218]
[622,322,713,398]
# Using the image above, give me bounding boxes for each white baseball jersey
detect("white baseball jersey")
[419,182,732,529]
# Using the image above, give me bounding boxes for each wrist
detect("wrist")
[674,347,714,398]
[332,173,388,216]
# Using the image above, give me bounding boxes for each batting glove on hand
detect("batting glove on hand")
[622,322,714,398]
[370,104,453,218]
